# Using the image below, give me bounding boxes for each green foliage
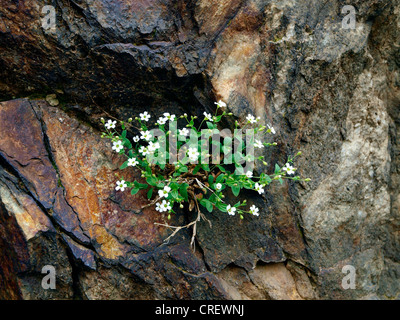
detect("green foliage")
[100,104,309,220]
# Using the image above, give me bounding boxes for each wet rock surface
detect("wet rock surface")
[0,0,399,299]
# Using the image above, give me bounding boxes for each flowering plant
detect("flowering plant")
[101,101,308,246]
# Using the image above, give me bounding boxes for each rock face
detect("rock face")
[0,0,399,300]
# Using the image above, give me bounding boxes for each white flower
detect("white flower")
[139,111,151,122]
[226,204,236,216]
[286,167,296,175]
[127,157,139,167]
[112,140,123,153]
[255,140,264,149]
[163,113,176,122]
[245,171,253,178]
[255,183,264,194]
[157,117,167,125]
[215,100,227,108]
[160,200,172,212]
[178,128,189,136]
[267,124,276,134]
[215,183,222,191]
[115,180,127,192]
[140,130,152,141]
[105,120,117,130]
[188,147,199,161]
[283,163,296,175]
[148,141,160,152]
[158,186,171,198]
[203,112,213,121]
[249,205,259,216]
[139,146,150,156]
[133,136,140,142]
[246,114,257,124]
[155,202,163,212]
[155,200,172,212]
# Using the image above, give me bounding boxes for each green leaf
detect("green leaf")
[134,181,148,190]
[214,115,223,122]
[146,176,158,186]
[199,198,207,208]
[122,137,132,149]
[206,201,213,212]
[171,189,179,200]
[147,188,154,200]
[156,182,165,188]
[120,161,128,170]
[243,180,254,189]
[216,174,225,183]
[131,188,139,195]
[170,182,180,190]
[260,173,272,184]
[200,199,213,213]
[122,130,127,138]
[209,193,217,203]
[215,202,228,212]
[275,164,281,174]
[206,121,215,130]
[231,184,241,197]
[192,164,201,174]
[202,164,210,172]
[235,166,244,175]
[146,165,152,174]
[225,178,235,187]
[178,165,188,173]
[208,175,214,185]
[217,165,226,173]
[179,183,189,201]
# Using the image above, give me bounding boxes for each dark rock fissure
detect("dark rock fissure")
[0,152,94,253]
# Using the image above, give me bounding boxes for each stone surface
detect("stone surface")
[0,0,399,300]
